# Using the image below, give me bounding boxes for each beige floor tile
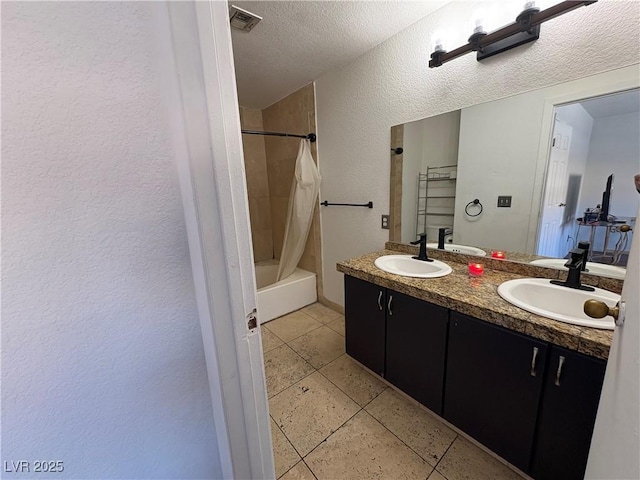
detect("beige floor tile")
[326,315,345,336]
[319,355,386,407]
[435,437,525,480]
[305,410,433,480]
[428,470,448,480]
[301,303,342,324]
[264,344,315,398]
[288,326,345,369]
[261,327,284,353]
[280,461,316,480]
[365,388,456,465]
[265,311,322,342]
[270,418,301,478]
[269,371,360,457]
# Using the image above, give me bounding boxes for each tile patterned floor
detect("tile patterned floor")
[262,303,527,480]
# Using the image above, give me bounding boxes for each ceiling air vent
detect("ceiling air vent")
[229,5,262,32]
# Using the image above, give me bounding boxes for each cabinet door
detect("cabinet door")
[445,313,548,472]
[531,346,606,480]
[344,276,386,377]
[386,291,448,414]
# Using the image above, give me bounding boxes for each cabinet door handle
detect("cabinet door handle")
[530,347,539,377]
[555,356,566,386]
[387,295,393,316]
[377,291,383,311]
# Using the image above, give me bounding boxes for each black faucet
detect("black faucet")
[578,241,590,272]
[438,228,452,250]
[410,233,433,262]
[550,248,595,291]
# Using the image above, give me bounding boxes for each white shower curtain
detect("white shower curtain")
[276,140,321,282]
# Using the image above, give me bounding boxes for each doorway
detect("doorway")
[536,89,640,266]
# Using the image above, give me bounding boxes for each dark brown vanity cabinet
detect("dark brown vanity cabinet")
[344,275,607,479]
[344,276,448,413]
[344,275,386,377]
[444,312,548,472]
[385,291,448,414]
[530,346,606,480]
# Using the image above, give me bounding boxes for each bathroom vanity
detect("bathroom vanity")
[338,247,616,480]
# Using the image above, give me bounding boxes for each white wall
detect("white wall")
[419,110,461,171]
[575,111,640,252]
[2,2,222,478]
[400,110,460,243]
[455,92,546,251]
[315,0,640,306]
[579,111,640,218]
[454,93,596,252]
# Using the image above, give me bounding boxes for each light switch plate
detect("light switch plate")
[381,215,390,229]
[497,196,512,208]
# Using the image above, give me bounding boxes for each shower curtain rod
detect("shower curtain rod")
[241,129,317,143]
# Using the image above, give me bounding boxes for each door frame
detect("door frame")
[165,2,273,478]
[526,69,640,254]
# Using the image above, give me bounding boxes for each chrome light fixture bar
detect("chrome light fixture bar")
[429,1,597,68]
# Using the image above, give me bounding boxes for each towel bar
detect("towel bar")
[321,201,373,208]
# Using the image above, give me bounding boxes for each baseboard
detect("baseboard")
[318,295,344,315]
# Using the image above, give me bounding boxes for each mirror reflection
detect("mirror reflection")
[390,85,639,279]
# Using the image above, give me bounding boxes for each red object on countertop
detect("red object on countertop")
[468,262,485,276]
[491,251,506,259]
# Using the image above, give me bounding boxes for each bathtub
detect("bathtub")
[255,260,317,324]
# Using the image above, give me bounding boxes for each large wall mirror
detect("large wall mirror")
[389,68,640,280]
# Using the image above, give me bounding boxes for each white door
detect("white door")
[168,2,274,478]
[537,118,572,257]
[585,206,640,479]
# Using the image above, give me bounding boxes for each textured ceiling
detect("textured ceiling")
[230,1,448,109]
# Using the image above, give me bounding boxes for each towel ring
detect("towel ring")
[465,199,483,217]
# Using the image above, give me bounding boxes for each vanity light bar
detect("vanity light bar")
[429,0,597,68]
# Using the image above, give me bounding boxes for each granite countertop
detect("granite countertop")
[337,250,613,360]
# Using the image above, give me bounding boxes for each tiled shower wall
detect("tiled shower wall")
[240,83,323,296]
[389,125,404,242]
[240,107,273,262]
[262,83,320,274]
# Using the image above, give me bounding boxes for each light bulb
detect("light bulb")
[471,9,487,34]
[431,30,447,53]
[523,0,559,11]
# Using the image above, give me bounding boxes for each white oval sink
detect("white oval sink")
[427,243,487,256]
[374,255,452,278]
[498,278,620,330]
[529,258,626,280]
